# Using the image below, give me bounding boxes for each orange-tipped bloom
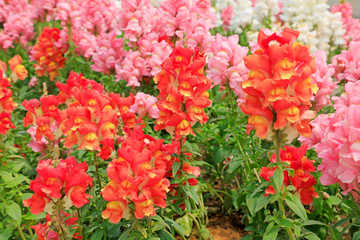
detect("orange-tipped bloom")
[240,28,317,141]
[154,47,212,140]
[31,27,66,81]
[8,55,28,81]
[101,126,198,223]
[0,72,17,134]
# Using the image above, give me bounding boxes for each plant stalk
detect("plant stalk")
[17,225,26,240]
[93,153,102,190]
[274,130,296,240]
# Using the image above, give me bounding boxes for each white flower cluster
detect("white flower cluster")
[252,0,280,29]
[229,0,254,33]
[281,0,345,51]
[215,0,280,33]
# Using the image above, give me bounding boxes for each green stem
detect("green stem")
[274,130,296,240]
[17,225,26,240]
[27,224,34,237]
[77,208,86,240]
[93,153,102,190]
[187,213,202,240]
[277,199,296,240]
[226,83,261,183]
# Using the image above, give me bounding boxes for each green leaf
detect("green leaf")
[353,231,360,240]
[241,235,252,240]
[6,203,22,224]
[158,229,176,240]
[176,215,193,237]
[118,229,130,240]
[284,193,308,222]
[302,220,327,227]
[0,228,13,240]
[5,175,28,188]
[200,227,212,240]
[164,217,184,237]
[152,222,166,232]
[254,194,272,214]
[183,185,199,205]
[327,196,342,206]
[279,219,293,228]
[303,232,321,240]
[263,222,280,240]
[90,230,103,240]
[250,181,268,199]
[137,225,147,239]
[333,217,350,228]
[213,147,229,163]
[23,212,46,220]
[272,168,283,193]
[172,161,181,179]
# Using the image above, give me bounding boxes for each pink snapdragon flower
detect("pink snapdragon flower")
[301,81,360,200]
[207,34,249,101]
[331,2,360,44]
[91,31,125,74]
[119,0,157,41]
[0,0,36,50]
[332,41,360,82]
[311,50,336,111]
[221,6,234,30]
[115,50,147,87]
[28,77,38,88]
[130,92,159,119]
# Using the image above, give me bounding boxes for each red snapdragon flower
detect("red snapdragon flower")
[23,157,93,215]
[31,213,82,240]
[0,70,17,134]
[260,144,319,205]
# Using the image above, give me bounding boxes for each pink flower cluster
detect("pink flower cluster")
[91,32,125,74]
[173,0,216,51]
[310,50,336,111]
[207,34,249,102]
[110,0,217,86]
[331,2,360,45]
[0,0,36,50]
[129,92,159,119]
[301,81,360,199]
[54,0,120,34]
[332,41,360,82]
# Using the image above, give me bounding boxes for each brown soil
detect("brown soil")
[206,212,249,240]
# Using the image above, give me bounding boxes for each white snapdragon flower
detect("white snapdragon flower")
[281,0,346,51]
[229,0,254,33]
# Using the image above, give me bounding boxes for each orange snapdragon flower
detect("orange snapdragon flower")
[154,47,212,140]
[241,28,318,141]
[31,27,66,81]
[8,55,28,81]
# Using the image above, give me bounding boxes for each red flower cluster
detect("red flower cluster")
[154,47,212,140]
[260,144,319,205]
[22,95,60,142]
[241,28,318,141]
[23,157,92,215]
[32,213,82,240]
[31,27,66,81]
[0,58,20,134]
[101,126,200,223]
[23,71,141,160]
